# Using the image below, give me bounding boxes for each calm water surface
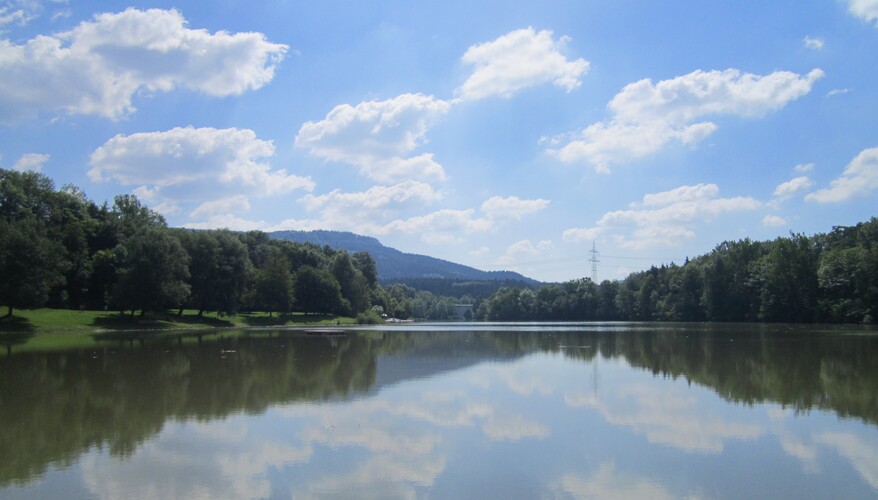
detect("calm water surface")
[1,322,877,499]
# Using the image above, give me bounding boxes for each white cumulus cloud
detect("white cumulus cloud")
[563,183,760,249]
[499,239,554,265]
[89,127,314,218]
[0,7,287,122]
[562,226,604,243]
[806,147,878,203]
[803,36,824,49]
[0,0,42,31]
[773,176,815,198]
[132,185,160,201]
[849,0,878,25]
[378,194,548,244]
[383,208,491,243]
[456,27,589,101]
[641,183,719,207]
[506,239,553,257]
[190,195,252,219]
[295,93,451,183]
[794,162,815,173]
[480,195,550,220]
[763,215,787,227]
[301,181,442,213]
[297,181,443,233]
[550,68,823,172]
[12,152,49,172]
[183,214,317,232]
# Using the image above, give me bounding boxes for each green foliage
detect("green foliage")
[111,228,191,315]
[374,283,415,319]
[385,277,532,299]
[356,309,384,324]
[330,252,370,315]
[110,194,166,238]
[0,218,68,315]
[180,230,250,316]
[0,169,385,318]
[352,251,378,289]
[479,219,878,324]
[293,266,344,315]
[250,250,294,316]
[1,168,875,323]
[758,234,819,322]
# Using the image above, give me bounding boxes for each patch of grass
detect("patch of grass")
[237,312,355,327]
[0,314,36,334]
[91,311,235,330]
[0,308,357,353]
[2,309,107,333]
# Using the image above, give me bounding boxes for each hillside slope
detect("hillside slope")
[269,230,539,284]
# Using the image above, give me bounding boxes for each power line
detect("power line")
[602,254,682,262]
[478,252,683,269]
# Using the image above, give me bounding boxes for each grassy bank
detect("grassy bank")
[0,308,357,352]
[0,308,355,333]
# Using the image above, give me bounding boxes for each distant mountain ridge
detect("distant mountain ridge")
[269,230,539,284]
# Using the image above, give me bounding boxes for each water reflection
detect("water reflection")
[564,380,765,453]
[1,325,877,498]
[554,462,702,500]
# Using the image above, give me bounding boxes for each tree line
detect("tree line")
[6,167,874,324]
[478,217,878,324]
[0,168,384,319]
[383,277,532,300]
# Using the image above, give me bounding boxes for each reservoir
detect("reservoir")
[1,322,877,499]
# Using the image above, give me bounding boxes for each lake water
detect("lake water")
[2,322,877,499]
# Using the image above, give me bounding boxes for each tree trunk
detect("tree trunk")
[6,306,13,317]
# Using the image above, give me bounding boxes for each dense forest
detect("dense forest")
[0,168,412,321]
[478,218,878,324]
[382,277,533,300]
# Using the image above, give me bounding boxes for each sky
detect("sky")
[1,0,877,283]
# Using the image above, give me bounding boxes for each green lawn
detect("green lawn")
[0,308,354,332]
[0,308,357,353]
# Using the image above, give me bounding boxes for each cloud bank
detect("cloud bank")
[295,93,451,183]
[563,183,760,249]
[550,68,824,172]
[90,126,314,219]
[0,7,286,121]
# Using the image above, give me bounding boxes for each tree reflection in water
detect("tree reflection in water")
[1,325,876,489]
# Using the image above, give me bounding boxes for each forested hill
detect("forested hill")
[270,230,539,285]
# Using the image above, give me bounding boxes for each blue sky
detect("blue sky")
[1,0,877,282]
